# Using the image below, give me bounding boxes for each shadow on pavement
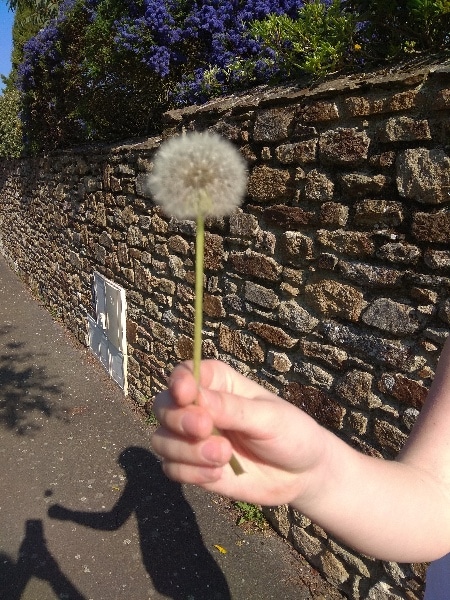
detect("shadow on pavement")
[48,446,231,600]
[0,519,86,600]
[0,325,66,435]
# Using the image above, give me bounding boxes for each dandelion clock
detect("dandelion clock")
[148,132,248,475]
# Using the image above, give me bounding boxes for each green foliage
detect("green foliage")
[0,86,23,158]
[344,0,450,60]
[6,0,59,26]
[233,502,267,529]
[248,0,357,78]
[12,5,44,72]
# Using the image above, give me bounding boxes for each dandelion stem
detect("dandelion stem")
[193,210,244,476]
[193,212,205,387]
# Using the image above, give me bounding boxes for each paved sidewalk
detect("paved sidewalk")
[0,255,342,600]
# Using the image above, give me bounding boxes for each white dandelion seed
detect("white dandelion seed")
[147,131,247,220]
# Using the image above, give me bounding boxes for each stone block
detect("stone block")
[283,382,345,429]
[317,229,375,257]
[362,298,424,336]
[412,211,450,242]
[265,205,316,228]
[247,165,292,202]
[253,108,295,142]
[305,279,364,322]
[378,373,428,409]
[304,169,334,202]
[319,202,349,227]
[244,281,280,309]
[374,419,407,454]
[379,117,431,142]
[275,140,317,164]
[218,324,264,363]
[319,128,370,166]
[296,101,339,123]
[278,300,318,334]
[335,370,380,409]
[397,148,450,204]
[249,322,298,348]
[321,551,349,586]
[230,250,282,281]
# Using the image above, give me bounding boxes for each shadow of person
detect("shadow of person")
[48,446,231,600]
[0,519,85,600]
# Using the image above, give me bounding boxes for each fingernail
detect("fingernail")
[201,440,223,465]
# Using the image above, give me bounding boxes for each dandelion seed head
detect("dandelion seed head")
[147,132,247,220]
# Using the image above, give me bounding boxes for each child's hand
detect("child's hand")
[48,504,71,520]
[151,359,327,507]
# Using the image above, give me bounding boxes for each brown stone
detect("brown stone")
[218,324,264,363]
[248,322,298,348]
[275,140,317,164]
[374,419,407,455]
[296,101,339,123]
[335,370,380,409]
[265,205,316,228]
[204,232,224,271]
[283,382,345,430]
[379,373,428,409]
[345,90,417,116]
[247,165,292,202]
[379,117,431,143]
[203,293,225,318]
[339,173,389,197]
[317,229,375,257]
[304,169,334,202]
[319,128,370,166]
[126,319,138,344]
[174,335,193,360]
[305,280,364,322]
[230,250,282,281]
[253,108,295,142]
[413,212,450,243]
[168,235,190,255]
[282,231,314,262]
[397,148,450,205]
[319,203,349,227]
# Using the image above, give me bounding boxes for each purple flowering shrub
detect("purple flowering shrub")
[18,0,309,149]
[16,0,449,150]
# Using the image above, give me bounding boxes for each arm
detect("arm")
[152,340,450,563]
[48,485,133,530]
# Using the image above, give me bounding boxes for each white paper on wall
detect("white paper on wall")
[88,272,128,394]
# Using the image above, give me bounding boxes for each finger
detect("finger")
[196,384,283,440]
[161,460,225,486]
[169,360,276,405]
[151,428,233,467]
[153,391,214,439]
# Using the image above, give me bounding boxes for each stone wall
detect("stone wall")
[0,60,449,598]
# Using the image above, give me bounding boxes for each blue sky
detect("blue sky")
[0,3,14,92]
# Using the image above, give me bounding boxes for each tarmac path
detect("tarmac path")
[0,254,342,600]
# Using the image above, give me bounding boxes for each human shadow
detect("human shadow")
[0,519,85,600]
[48,446,231,600]
[0,325,66,435]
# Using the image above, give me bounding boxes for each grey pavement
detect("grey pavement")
[0,255,341,600]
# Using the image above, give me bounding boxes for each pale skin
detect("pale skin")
[152,336,450,564]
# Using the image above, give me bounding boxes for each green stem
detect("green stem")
[193,212,244,476]
[193,213,205,386]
